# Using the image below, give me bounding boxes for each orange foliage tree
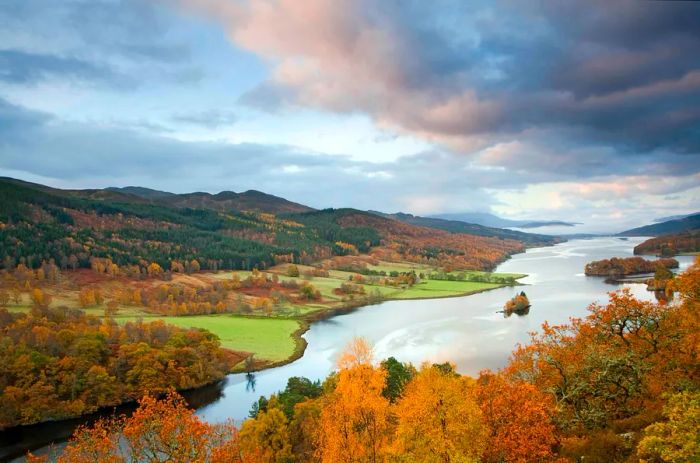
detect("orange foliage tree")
[29,392,249,463]
[317,338,391,463]
[475,372,558,463]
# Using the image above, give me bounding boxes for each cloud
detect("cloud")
[2,1,699,233]
[173,0,700,160]
[0,0,203,91]
[171,109,237,128]
[1,97,697,232]
[0,97,502,213]
[0,49,121,85]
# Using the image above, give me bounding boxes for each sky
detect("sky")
[1,0,699,233]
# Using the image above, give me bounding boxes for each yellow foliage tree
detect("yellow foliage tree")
[392,363,487,463]
[318,338,391,463]
[239,407,293,463]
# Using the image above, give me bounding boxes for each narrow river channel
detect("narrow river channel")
[3,236,695,461]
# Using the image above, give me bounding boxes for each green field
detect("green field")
[5,261,524,368]
[389,279,503,299]
[120,315,300,363]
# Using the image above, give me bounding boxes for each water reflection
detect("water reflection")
[502,305,530,318]
[245,373,257,392]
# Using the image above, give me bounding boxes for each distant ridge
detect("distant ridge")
[619,213,700,236]
[108,186,315,214]
[371,211,560,245]
[107,186,177,200]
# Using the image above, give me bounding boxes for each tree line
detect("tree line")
[28,258,700,462]
[0,307,234,429]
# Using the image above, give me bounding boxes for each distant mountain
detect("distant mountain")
[107,186,177,200]
[619,213,700,236]
[107,186,314,214]
[429,212,578,229]
[372,212,560,245]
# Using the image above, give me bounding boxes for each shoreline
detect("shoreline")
[0,271,527,450]
[0,280,523,450]
[237,278,526,373]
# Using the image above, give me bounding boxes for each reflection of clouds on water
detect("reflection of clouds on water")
[472,312,505,322]
[314,318,341,327]
[554,248,585,258]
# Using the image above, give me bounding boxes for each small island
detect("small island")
[503,291,531,316]
[584,256,678,277]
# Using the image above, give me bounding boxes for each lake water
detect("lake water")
[4,237,695,461]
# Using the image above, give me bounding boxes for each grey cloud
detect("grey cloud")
[0,49,126,86]
[1,97,698,226]
[0,0,202,90]
[171,109,237,128]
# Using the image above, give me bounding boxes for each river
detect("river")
[3,236,695,461]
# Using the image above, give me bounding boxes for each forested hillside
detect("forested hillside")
[108,186,315,214]
[634,231,700,256]
[0,307,236,429]
[619,213,700,236]
[0,178,528,274]
[374,211,559,245]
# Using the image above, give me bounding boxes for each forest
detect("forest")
[634,231,700,257]
[27,258,700,463]
[0,307,236,429]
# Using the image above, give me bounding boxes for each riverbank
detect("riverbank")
[4,260,525,373]
[234,277,525,373]
[0,264,525,460]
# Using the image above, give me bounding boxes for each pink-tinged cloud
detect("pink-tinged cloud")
[173,0,700,168]
[173,0,507,152]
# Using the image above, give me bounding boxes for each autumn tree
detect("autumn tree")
[31,287,50,308]
[47,392,247,463]
[317,338,391,463]
[239,407,293,463]
[287,264,300,277]
[637,390,700,463]
[391,363,487,462]
[475,372,558,463]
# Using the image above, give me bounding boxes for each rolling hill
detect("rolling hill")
[619,213,700,236]
[0,177,531,273]
[107,186,315,214]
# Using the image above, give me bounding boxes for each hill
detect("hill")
[371,212,559,245]
[618,213,700,236]
[106,186,177,200]
[107,186,314,214]
[634,230,700,256]
[429,211,577,229]
[0,177,527,273]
